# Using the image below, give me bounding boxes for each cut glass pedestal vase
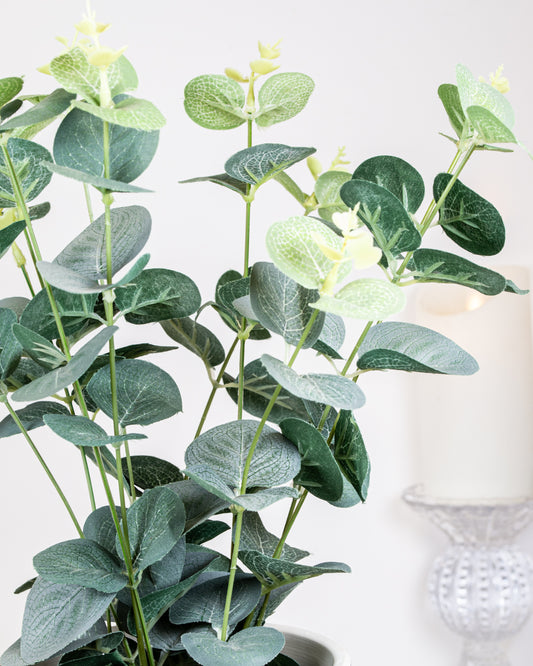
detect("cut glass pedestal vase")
[403,486,533,666]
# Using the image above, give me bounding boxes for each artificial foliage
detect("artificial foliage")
[0,7,527,666]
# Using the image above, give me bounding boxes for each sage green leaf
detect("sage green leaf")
[185,419,300,490]
[434,173,505,255]
[225,358,310,424]
[160,317,225,367]
[0,220,25,257]
[12,326,117,402]
[505,279,529,295]
[438,84,466,138]
[280,418,344,502]
[225,143,315,186]
[19,287,98,340]
[357,321,479,375]
[266,216,350,289]
[250,261,325,348]
[147,537,187,593]
[311,278,406,320]
[261,354,365,410]
[0,77,23,108]
[232,487,299,511]
[116,268,201,324]
[329,475,362,508]
[121,455,184,490]
[241,512,309,562]
[351,155,425,214]
[180,172,248,195]
[110,56,139,97]
[167,479,229,534]
[118,486,186,571]
[314,170,351,222]
[256,72,314,127]
[312,313,345,359]
[340,178,421,255]
[239,550,350,591]
[49,47,102,103]
[43,162,151,193]
[54,205,151,279]
[334,411,370,501]
[187,520,230,546]
[467,105,517,144]
[169,573,261,630]
[0,401,69,438]
[0,99,22,123]
[87,358,182,426]
[12,323,66,369]
[183,74,246,130]
[0,89,75,130]
[43,413,147,448]
[0,307,22,379]
[53,106,159,184]
[456,64,514,130]
[215,272,270,339]
[84,506,121,555]
[0,138,53,207]
[20,577,115,663]
[72,97,165,131]
[181,627,284,666]
[0,296,29,317]
[4,358,47,392]
[33,539,128,593]
[408,248,507,295]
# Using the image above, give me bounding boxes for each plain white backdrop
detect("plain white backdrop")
[1,0,533,663]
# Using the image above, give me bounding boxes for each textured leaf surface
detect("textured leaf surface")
[33,539,127,593]
[314,170,351,222]
[12,327,117,402]
[456,64,514,130]
[12,323,66,370]
[250,261,325,348]
[312,313,345,358]
[0,138,53,207]
[44,162,151,193]
[340,178,421,255]
[261,354,365,410]
[280,418,344,502]
[181,627,284,666]
[408,249,508,294]
[122,455,183,490]
[185,419,300,490]
[434,173,505,255]
[334,410,370,501]
[351,155,425,213]
[357,321,479,375]
[0,77,23,108]
[73,97,165,131]
[168,480,229,534]
[0,220,25,257]
[0,401,69,438]
[184,74,246,130]
[21,577,114,662]
[43,413,146,447]
[311,278,406,320]
[225,143,315,186]
[87,358,182,426]
[256,72,314,127]
[0,307,21,379]
[1,89,75,130]
[467,105,517,144]
[161,317,225,367]
[438,83,466,138]
[241,512,309,562]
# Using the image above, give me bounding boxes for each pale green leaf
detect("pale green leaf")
[0,77,23,108]
[456,63,514,130]
[311,278,406,319]
[256,72,314,127]
[0,138,53,207]
[225,143,315,186]
[183,74,246,130]
[73,97,166,131]
[314,170,351,222]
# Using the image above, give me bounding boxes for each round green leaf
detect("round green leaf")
[161,317,225,367]
[72,97,165,131]
[225,143,316,186]
[181,627,284,666]
[456,64,514,131]
[0,401,70,438]
[0,77,23,108]
[314,170,351,222]
[87,358,182,426]
[184,74,246,130]
[467,105,517,144]
[311,278,406,320]
[43,413,147,447]
[256,72,315,127]
[0,138,53,207]
[122,455,184,490]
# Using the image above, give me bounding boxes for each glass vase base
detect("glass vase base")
[460,641,510,666]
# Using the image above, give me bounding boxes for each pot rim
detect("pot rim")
[269,623,351,665]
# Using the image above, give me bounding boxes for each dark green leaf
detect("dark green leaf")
[167,480,229,534]
[241,512,309,562]
[438,83,466,139]
[0,220,25,257]
[186,520,230,545]
[225,143,316,186]
[180,172,247,195]
[0,307,22,379]
[0,401,69,438]
[434,173,505,255]
[312,313,345,359]
[181,627,284,666]
[12,323,66,369]
[121,455,184,489]
[44,162,152,193]
[0,138,53,207]
[1,89,75,130]
[334,411,370,501]
[357,321,479,374]
[43,413,147,447]
[83,506,121,555]
[161,317,225,366]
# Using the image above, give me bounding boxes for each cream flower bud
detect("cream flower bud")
[87,45,127,68]
[307,156,322,180]
[12,242,26,268]
[250,58,280,76]
[258,40,281,60]
[332,204,361,235]
[225,67,249,83]
[345,233,382,269]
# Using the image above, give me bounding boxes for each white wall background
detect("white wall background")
[1,0,533,663]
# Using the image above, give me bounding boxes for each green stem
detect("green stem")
[220,510,244,642]
[1,396,84,537]
[19,263,35,297]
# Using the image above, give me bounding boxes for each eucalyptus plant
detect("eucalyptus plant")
[0,8,526,666]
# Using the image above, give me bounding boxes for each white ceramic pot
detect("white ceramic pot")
[273,624,351,666]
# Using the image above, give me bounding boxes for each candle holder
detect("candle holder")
[403,485,533,666]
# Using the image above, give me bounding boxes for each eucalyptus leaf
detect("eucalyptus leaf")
[312,313,345,359]
[408,249,508,294]
[185,419,300,490]
[340,178,421,255]
[87,358,182,426]
[434,173,505,255]
[241,512,309,562]
[215,273,270,339]
[184,74,246,130]
[314,170,351,222]
[225,144,316,186]
[181,626,284,666]
[0,77,23,108]
[116,268,201,324]
[12,326,117,402]
[351,155,425,214]
[12,323,66,370]
[311,278,406,320]
[250,261,325,348]
[44,162,152,193]
[0,138,53,207]
[456,64,514,131]
[121,455,184,489]
[261,354,365,410]
[187,520,230,545]
[20,577,115,663]
[180,172,248,195]
[167,479,229,534]
[0,89,75,130]
[256,72,314,127]
[43,413,147,447]
[160,316,225,367]
[72,97,165,131]
[438,83,466,138]
[467,105,517,144]
[0,220,25,257]
[33,539,128,593]
[280,418,344,502]
[357,321,479,375]
[0,307,22,379]
[334,411,370,501]
[0,401,70,438]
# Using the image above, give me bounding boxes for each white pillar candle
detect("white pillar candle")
[412,266,533,500]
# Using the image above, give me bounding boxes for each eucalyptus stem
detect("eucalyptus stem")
[19,263,35,297]
[1,395,84,537]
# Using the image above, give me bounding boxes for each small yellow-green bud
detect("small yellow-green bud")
[307,156,322,180]
[224,67,249,83]
[258,40,281,60]
[12,242,26,268]
[250,58,280,76]
[88,45,127,69]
